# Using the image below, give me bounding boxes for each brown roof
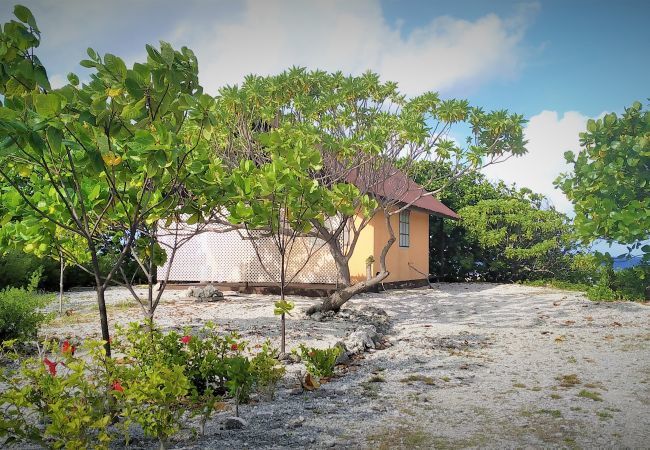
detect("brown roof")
[347,168,460,220]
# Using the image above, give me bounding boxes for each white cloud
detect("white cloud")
[482,110,598,214]
[166,0,537,95]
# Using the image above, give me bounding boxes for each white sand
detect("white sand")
[41,283,649,448]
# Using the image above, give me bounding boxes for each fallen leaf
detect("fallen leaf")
[564,320,575,326]
[612,322,622,327]
[302,373,321,391]
[554,335,566,343]
[585,316,593,322]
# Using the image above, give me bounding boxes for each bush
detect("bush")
[0,284,52,342]
[0,322,288,448]
[0,339,113,449]
[296,344,341,378]
[251,340,286,400]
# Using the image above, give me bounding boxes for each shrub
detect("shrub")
[251,340,286,400]
[297,344,341,378]
[115,321,245,396]
[117,362,190,449]
[0,339,113,449]
[0,286,52,341]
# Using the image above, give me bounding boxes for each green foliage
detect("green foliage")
[114,321,244,396]
[250,340,286,400]
[273,299,295,316]
[557,101,650,257]
[117,362,190,448]
[412,161,575,282]
[0,5,224,344]
[459,196,572,280]
[296,344,341,378]
[0,339,114,449]
[0,284,52,341]
[0,322,288,448]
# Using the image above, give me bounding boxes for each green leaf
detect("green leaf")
[14,5,38,31]
[46,127,62,151]
[88,184,101,201]
[104,54,127,81]
[67,73,79,86]
[33,94,61,117]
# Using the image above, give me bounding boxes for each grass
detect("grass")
[577,389,603,401]
[550,394,562,399]
[400,374,436,385]
[556,374,581,387]
[597,411,613,420]
[513,382,526,388]
[369,374,385,383]
[441,376,450,382]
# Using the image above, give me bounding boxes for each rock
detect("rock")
[335,351,351,365]
[311,312,324,322]
[344,325,382,354]
[191,283,224,302]
[223,416,247,430]
[285,416,305,429]
[288,353,301,363]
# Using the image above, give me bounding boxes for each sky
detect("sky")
[2,0,648,253]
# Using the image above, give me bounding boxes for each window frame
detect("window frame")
[399,210,410,248]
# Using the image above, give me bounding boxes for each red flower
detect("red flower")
[43,358,58,376]
[230,343,238,351]
[180,335,191,345]
[112,381,124,392]
[61,340,75,355]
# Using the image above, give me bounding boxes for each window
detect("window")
[399,210,410,247]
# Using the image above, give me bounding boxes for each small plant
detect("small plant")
[296,344,341,378]
[577,389,603,401]
[225,356,254,417]
[400,374,435,385]
[369,374,385,383]
[0,286,53,341]
[118,362,190,450]
[274,299,294,355]
[251,340,286,400]
[556,373,581,387]
[0,339,113,449]
[597,410,613,420]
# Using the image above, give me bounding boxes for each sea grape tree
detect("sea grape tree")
[557,101,650,258]
[0,5,220,353]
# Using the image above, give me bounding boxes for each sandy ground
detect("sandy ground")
[41,283,650,449]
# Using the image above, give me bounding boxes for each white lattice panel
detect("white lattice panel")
[156,223,340,284]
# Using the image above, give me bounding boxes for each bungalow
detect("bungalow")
[157,172,458,288]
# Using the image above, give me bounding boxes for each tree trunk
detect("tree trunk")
[308,210,396,314]
[96,286,112,357]
[280,251,286,355]
[326,239,351,286]
[58,256,65,316]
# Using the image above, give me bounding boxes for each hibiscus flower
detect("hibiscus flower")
[230,343,238,351]
[180,335,191,345]
[43,358,58,376]
[112,381,124,392]
[61,340,75,355]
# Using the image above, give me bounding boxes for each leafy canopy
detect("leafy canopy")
[557,101,650,256]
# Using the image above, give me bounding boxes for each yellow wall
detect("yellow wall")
[348,215,375,283]
[348,208,429,283]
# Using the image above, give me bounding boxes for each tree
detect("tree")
[459,196,572,281]
[0,5,219,354]
[557,101,650,257]
[213,69,526,313]
[226,126,340,354]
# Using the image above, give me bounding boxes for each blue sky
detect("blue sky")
[2,0,647,253]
